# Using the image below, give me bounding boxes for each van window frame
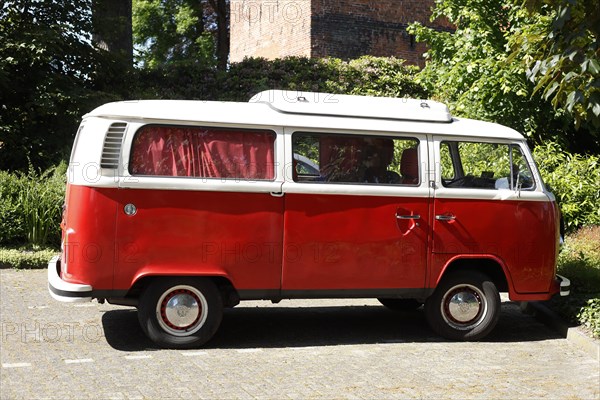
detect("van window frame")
[127,123,278,182]
[291,131,421,187]
[438,139,537,192]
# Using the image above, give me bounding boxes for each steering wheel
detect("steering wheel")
[445,176,470,188]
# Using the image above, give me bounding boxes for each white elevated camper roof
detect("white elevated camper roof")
[84,91,524,140]
[249,90,453,123]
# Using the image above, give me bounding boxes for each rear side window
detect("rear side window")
[292,132,420,185]
[129,125,275,180]
[440,141,534,190]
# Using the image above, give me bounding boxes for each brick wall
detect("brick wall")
[230,0,311,62]
[229,0,452,65]
[311,0,451,65]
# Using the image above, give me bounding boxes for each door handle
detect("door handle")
[435,213,456,221]
[396,214,420,220]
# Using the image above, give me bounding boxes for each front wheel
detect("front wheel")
[425,271,500,341]
[138,277,223,349]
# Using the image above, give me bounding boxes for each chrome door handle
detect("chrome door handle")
[435,214,456,221]
[396,214,420,220]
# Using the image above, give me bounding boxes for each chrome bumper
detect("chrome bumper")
[47,255,93,303]
[557,274,570,297]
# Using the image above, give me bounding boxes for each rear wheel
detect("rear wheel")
[425,271,500,341]
[377,298,422,311]
[138,277,223,349]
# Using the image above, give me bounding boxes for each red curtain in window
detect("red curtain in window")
[130,126,275,180]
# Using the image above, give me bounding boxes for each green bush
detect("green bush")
[534,142,600,232]
[577,299,600,339]
[333,57,428,99]
[0,170,27,243]
[554,225,600,338]
[137,56,429,102]
[0,162,67,247]
[558,225,600,293]
[0,246,59,269]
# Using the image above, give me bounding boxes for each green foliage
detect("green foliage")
[217,57,341,101]
[0,1,128,172]
[329,57,428,99]
[577,299,600,338]
[0,170,26,243]
[0,163,66,247]
[460,143,511,178]
[554,225,600,338]
[511,0,600,129]
[138,56,428,102]
[0,246,59,269]
[409,1,543,134]
[558,226,600,292]
[409,0,599,153]
[534,142,600,231]
[133,0,216,68]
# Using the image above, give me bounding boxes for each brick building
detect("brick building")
[229,0,452,65]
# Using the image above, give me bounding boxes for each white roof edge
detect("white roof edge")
[82,96,524,141]
[249,90,453,123]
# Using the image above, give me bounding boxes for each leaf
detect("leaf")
[567,51,578,61]
[545,80,560,98]
[566,91,577,111]
[564,71,577,82]
[589,59,600,75]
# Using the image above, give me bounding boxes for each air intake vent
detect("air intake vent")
[100,123,127,169]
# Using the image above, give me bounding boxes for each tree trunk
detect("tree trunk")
[209,0,229,70]
[92,0,133,66]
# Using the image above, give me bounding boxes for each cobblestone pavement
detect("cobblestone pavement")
[1,269,599,400]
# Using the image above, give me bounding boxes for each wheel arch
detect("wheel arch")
[127,274,240,308]
[435,256,512,293]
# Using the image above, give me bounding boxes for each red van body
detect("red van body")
[48,91,569,347]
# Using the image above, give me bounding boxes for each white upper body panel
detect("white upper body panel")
[84,91,524,140]
[71,91,545,201]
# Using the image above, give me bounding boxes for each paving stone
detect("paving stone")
[1,269,599,399]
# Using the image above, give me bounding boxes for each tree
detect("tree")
[511,0,600,129]
[0,1,125,171]
[207,0,228,70]
[408,0,598,153]
[92,0,134,66]
[132,0,229,69]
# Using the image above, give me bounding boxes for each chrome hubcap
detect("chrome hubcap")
[165,293,200,328]
[441,284,487,330]
[156,285,208,336]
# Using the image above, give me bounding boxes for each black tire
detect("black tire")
[137,277,223,349]
[377,298,422,311]
[424,271,500,341]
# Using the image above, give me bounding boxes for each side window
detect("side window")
[129,125,275,180]
[440,142,455,181]
[510,145,535,190]
[441,141,535,190]
[292,132,420,185]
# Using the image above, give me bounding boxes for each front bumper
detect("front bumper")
[47,255,93,303]
[556,274,570,297]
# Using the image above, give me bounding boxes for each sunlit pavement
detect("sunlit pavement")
[1,269,599,399]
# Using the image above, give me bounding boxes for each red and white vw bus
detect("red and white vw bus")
[48,90,569,348]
